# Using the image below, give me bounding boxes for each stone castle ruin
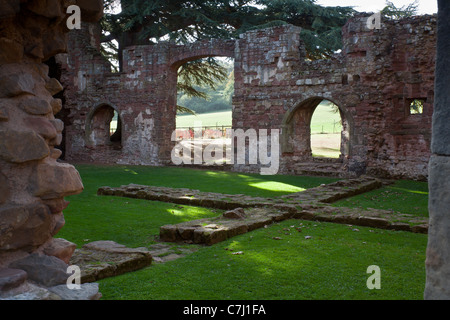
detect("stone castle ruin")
[58,13,436,181]
[1,0,449,300]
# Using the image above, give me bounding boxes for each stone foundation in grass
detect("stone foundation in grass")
[98,177,428,246]
[69,241,152,283]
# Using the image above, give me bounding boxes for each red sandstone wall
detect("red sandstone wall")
[59,14,436,180]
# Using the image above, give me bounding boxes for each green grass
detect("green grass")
[332,180,429,218]
[71,164,339,197]
[176,110,232,128]
[58,165,428,300]
[98,220,427,300]
[59,196,220,248]
[59,165,339,247]
[310,103,342,134]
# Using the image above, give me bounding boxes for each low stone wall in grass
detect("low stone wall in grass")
[97,177,428,246]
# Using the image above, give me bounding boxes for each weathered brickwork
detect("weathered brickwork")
[59,14,436,180]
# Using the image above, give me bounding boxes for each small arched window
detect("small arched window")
[86,104,122,147]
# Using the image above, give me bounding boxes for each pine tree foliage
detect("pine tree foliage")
[177,58,229,100]
[381,0,419,19]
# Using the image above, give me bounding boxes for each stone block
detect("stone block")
[0,129,49,163]
[356,216,390,229]
[20,97,53,116]
[425,155,450,298]
[203,227,229,246]
[48,283,102,300]
[0,73,34,98]
[0,268,27,293]
[45,78,64,96]
[0,38,23,65]
[223,207,246,219]
[10,253,69,287]
[0,170,10,205]
[159,225,178,242]
[30,161,84,200]
[431,1,450,155]
[76,0,104,22]
[43,238,77,264]
[0,204,54,251]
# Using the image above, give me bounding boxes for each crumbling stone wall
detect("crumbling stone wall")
[58,28,235,165]
[233,15,436,179]
[60,13,436,180]
[0,0,103,299]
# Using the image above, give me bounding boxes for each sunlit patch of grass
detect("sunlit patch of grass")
[247,181,306,193]
[332,180,429,217]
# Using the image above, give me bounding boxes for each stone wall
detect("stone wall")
[233,15,436,180]
[60,13,436,181]
[0,0,103,299]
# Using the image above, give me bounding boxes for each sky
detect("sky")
[316,0,437,15]
[107,1,438,15]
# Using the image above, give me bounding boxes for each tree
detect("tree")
[381,0,419,20]
[102,0,356,64]
[100,0,357,112]
[256,0,356,59]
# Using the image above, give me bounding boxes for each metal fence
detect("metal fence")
[175,126,233,140]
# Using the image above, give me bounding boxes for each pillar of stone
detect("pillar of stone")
[425,0,450,300]
[0,0,103,300]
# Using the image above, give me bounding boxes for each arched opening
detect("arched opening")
[174,57,235,165]
[86,104,122,147]
[310,100,342,159]
[281,97,351,162]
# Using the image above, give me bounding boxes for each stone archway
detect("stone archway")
[164,40,236,166]
[85,103,122,148]
[281,96,353,161]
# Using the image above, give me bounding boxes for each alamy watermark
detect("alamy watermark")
[66,265,81,290]
[171,122,280,175]
[66,5,81,30]
[366,12,382,30]
[366,265,381,289]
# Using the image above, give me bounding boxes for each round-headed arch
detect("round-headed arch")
[85,102,122,147]
[281,96,353,159]
[169,39,236,70]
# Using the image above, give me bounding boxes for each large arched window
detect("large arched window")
[174,57,235,165]
[310,100,342,159]
[281,97,351,161]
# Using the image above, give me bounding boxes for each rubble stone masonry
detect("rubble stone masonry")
[60,13,436,181]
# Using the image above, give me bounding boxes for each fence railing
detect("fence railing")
[175,126,233,140]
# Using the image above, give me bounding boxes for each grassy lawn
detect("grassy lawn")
[59,165,339,247]
[59,164,428,300]
[176,110,232,128]
[332,180,429,218]
[99,220,427,300]
[310,103,342,135]
[70,164,339,197]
